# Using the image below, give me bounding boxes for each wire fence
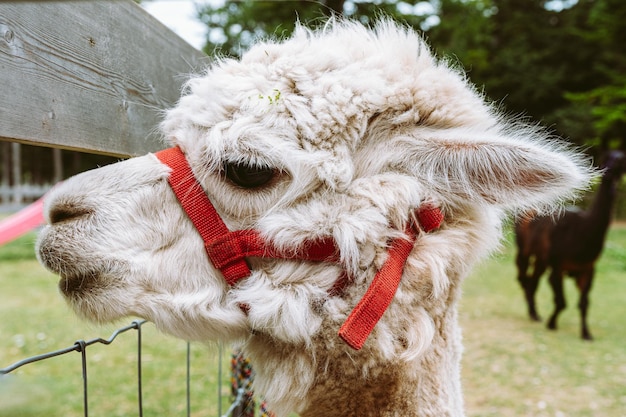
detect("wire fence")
[0,320,261,417]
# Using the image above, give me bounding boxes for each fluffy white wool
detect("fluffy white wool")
[37,19,594,417]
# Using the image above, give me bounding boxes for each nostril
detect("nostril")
[49,203,92,224]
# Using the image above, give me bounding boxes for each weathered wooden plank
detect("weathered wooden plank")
[0,1,208,157]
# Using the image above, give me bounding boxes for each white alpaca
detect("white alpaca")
[37,20,592,417]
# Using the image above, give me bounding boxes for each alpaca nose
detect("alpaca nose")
[48,201,92,224]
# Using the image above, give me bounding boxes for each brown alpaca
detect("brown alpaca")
[515,150,625,340]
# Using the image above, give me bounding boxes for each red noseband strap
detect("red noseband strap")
[155,146,443,350]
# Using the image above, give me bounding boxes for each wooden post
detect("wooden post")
[52,148,63,184]
[11,142,21,205]
[1,142,10,204]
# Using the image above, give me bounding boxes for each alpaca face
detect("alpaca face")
[37,21,591,351]
[36,156,251,341]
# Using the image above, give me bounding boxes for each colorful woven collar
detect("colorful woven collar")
[155,146,443,350]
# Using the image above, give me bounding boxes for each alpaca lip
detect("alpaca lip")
[58,272,98,295]
[37,224,127,298]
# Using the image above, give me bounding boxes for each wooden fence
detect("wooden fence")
[0,0,206,157]
[0,0,207,208]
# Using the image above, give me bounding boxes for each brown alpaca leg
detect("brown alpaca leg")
[526,257,547,321]
[515,250,541,321]
[547,266,566,331]
[577,267,595,341]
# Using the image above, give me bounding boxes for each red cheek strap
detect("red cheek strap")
[155,146,442,350]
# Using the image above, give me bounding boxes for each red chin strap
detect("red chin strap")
[155,146,442,350]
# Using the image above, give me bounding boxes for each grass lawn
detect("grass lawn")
[1,225,625,416]
[460,225,626,417]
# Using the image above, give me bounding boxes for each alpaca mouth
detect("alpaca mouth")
[37,226,119,296]
[38,247,104,296]
[58,271,103,296]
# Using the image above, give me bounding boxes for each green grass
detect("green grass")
[1,226,625,416]
[460,226,626,417]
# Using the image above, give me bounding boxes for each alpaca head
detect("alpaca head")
[37,19,592,415]
[602,149,626,180]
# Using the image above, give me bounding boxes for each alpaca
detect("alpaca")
[515,150,625,340]
[36,20,592,417]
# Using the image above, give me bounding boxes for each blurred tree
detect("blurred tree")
[461,1,601,147]
[425,0,494,95]
[198,0,434,57]
[564,0,626,151]
[197,0,624,153]
[430,0,626,152]
[199,1,332,57]
[482,0,560,115]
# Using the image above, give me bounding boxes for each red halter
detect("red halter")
[155,146,443,350]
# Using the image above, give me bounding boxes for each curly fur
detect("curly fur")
[37,19,593,416]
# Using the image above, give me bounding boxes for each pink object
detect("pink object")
[0,196,46,246]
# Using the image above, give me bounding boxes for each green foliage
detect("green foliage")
[0,232,38,261]
[476,1,586,120]
[567,81,626,149]
[200,0,332,57]
[560,0,626,151]
[198,0,432,57]
[427,0,494,69]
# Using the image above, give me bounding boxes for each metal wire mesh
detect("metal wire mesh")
[0,320,256,417]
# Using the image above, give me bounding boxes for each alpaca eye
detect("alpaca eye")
[224,162,275,189]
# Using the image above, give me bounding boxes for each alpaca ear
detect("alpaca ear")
[398,127,592,210]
